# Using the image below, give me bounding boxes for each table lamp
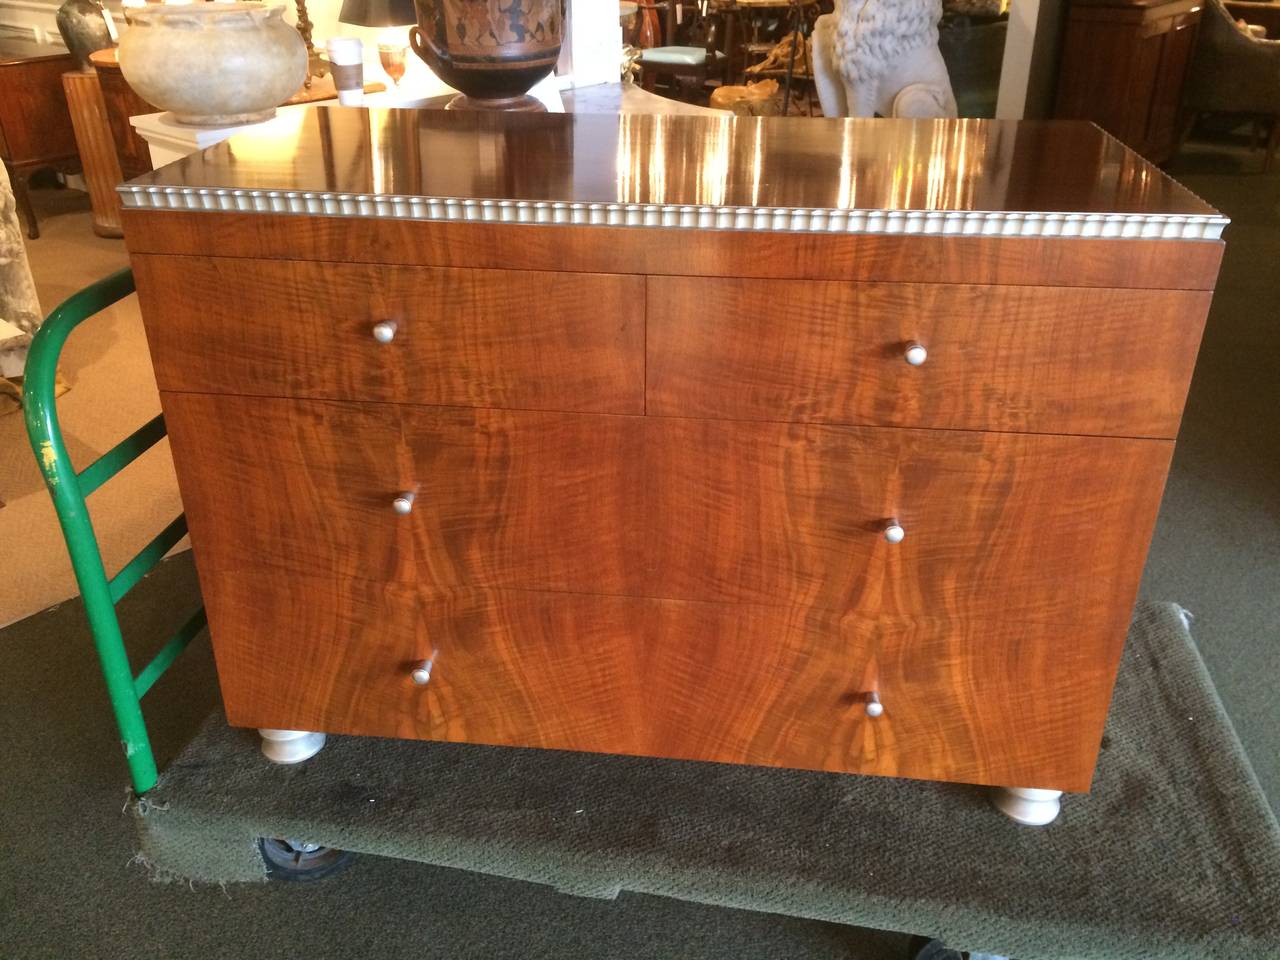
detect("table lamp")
[337,0,416,27]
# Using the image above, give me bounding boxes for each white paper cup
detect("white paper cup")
[326,37,364,105]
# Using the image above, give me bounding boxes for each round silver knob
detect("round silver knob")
[372,320,398,344]
[410,657,434,686]
[883,520,905,544]
[904,342,928,366]
[865,692,884,718]
[392,492,415,515]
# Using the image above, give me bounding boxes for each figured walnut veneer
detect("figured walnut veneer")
[647,278,1210,438]
[163,394,1170,629]
[205,573,1123,791]
[122,116,1222,794]
[133,257,644,414]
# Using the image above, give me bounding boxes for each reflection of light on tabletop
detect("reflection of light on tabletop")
[617,115,667,204]
[227,109,309,166]
[1119,153,1153,203]
[888,127,917,210]
[697,114,731,207]
[836,122,857,208]
[616,114,731,207]
[369,109,395,194]
[647,117,666,203]
[923,119,984,210]
[925,121,948,210]
[748,120,764,207]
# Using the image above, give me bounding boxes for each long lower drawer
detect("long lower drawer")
[162,393,1171,628]
[204,569,1121,792]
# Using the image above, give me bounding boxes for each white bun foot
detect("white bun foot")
[259,728,327,764]
[991,787,1063,826]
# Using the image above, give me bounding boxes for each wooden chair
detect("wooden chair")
[1181,0,1280,171]
[639,1,730,96]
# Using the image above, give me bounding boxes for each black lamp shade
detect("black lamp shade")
[337,0,416,27]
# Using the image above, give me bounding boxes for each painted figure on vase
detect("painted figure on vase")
[445,0,559,48]
[411,0,564,109]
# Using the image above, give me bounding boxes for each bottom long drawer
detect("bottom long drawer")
[205,568,1122,792]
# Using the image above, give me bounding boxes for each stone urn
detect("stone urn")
[410,0,565,111]
[118,2,307,126]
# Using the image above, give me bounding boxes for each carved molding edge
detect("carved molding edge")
[117,185,1230,240]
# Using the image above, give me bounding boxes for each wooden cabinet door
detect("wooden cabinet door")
[0,56,77,164]
[1144,9,1201,158]
[1053,0,1204,162]
[1054,10,1156,147]
[1125,23,1169,149]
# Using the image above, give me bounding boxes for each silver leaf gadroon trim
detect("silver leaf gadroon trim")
[116,184,1230,241]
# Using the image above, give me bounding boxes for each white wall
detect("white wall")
[996,0,1067,119]
[0,0,79,43]
[0,0,345,48]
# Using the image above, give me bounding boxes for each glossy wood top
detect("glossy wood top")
[121,108,1225,234]
[0,37,72,65]
[87,47,118,69]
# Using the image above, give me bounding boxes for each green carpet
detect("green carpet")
[1144,139,1280,812]
[132,602,1279,960]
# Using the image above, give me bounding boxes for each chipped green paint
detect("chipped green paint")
[23,269,205,796]
[38,439,58,484]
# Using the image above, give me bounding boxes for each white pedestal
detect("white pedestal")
[130,111,277,168]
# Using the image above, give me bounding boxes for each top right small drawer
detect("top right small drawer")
[646,277,1211,439]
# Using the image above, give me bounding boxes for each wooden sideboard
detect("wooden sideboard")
[119,110,1224,809]
[0,38,79,238]
[1055,0,1203,163]
[88,48,155,181]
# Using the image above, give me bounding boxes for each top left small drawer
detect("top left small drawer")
[132,255,646,415]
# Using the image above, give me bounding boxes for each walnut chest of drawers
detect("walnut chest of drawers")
[120,108,1225,796]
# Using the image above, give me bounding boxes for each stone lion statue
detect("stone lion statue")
[812,0,957,118]
[1,162,42,415]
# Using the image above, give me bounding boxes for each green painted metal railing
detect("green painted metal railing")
[23,267,206,794]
